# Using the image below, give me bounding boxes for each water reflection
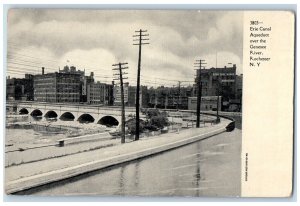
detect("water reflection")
[134,162,140,190]
[195,142,201,196]
[118,167,125,195]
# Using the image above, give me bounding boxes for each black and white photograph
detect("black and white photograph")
[4,8,273,197]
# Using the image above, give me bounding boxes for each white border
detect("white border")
[1,1,298,205]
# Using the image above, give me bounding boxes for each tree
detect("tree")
[149,115,169,129]
[144,108,169,130]
[127,118,145,135]
[130,109,170,133]
[145,108,160,118]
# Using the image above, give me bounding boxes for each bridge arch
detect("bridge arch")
[60,112,75,121]
[98,116,119,127]
[78,114,95,123]
[19,108,29,115]
[30,109,43,117]
[44,110,58,119]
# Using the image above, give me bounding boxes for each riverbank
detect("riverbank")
[5,118,232,194]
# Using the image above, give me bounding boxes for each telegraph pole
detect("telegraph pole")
[177,81,181,110]
[216,52,220,123]
[165,90,168,109]
[112,62,128,144]
[133,29,149,141]
[194,59,206,128]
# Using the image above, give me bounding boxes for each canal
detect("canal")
[17,127,242,197]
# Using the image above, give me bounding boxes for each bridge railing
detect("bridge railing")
[12,102,136,113]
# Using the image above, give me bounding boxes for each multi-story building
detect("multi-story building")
[193,64,237,101]
[105,83,114,106]
[113,83,148,107]
[229,74,243,112]
[33,66,82,103]
[7,65,115,105]
[87,82,105,105]
[127,85,148,108]
[148,85,193,109]
[6,74,34,101]
[235,74,243,101]
[87,81,114,105]
[188,96,222,111]
[113,82,129,106]
[81,72,95,102]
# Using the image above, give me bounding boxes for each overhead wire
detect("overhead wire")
[6,42,197,87]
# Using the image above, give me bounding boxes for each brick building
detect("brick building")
[235,74,243,101]
[81,72,95,102]
[113,82,129,106]
[188,96,222,111]
[127,85,148,108]
[6,74,34,101]
[113,83,148,107]
[33,66,82,103]
[148,86,193,109]
[87,81,114,105]
[7,65,116,105]
[194,64,237,101]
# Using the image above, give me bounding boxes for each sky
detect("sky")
[7,9,243,87]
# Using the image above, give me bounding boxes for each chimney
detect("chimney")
[90,72,94,77]
[42,67,45,75]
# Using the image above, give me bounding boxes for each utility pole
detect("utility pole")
[172,85,175,108]
[45,89,48,102]
[165,89,168,109]
[154,79,157,108]
[194,59,206,128]
[216,52,220,123]
[177,81,181,110]
[112,62,128,144]
[133,29,149,141]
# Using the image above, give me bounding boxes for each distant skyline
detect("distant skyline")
[7,9,243,87]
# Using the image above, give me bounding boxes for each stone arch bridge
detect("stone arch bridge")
[7,102,138,126]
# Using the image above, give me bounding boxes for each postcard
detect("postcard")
[4,9,295,197]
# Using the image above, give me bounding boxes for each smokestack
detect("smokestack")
[42,67,45,75]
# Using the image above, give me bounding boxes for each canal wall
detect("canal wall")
[5,119,231,194]
[57,132,112,146]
